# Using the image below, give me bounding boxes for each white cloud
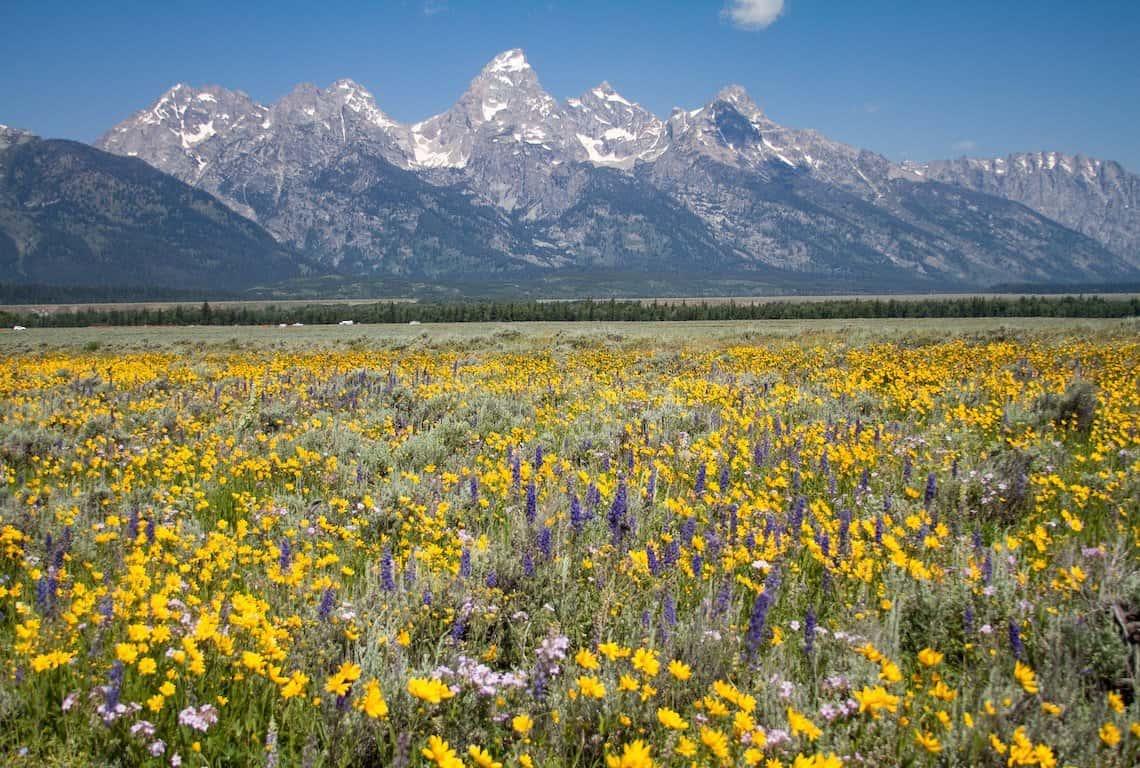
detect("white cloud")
[723,0,785,30]
[953,139,977,152]
[423,0,447,16]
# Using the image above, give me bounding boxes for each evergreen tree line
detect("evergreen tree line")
[2,295,1137,328]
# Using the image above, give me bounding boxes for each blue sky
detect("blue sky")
[4,0,1138,170]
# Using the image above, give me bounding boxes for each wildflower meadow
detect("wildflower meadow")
[0,322,1137,767]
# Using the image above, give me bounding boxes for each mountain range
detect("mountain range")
[3,49,1138,294]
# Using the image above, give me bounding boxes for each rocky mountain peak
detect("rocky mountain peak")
[0,125,36,151]
[563,81,667,168]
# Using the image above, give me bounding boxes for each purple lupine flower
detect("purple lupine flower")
[646,544,660,576]
[537,526,552,560]
[534,444,544,469]
[662,538,680,569]
[1008,620,1024,659]
[525,480,537,525]
[972,529,984,552]
[681,517,696,544]
[662,592,677,627]
[127,508,140,542]
[838,509,851,555]
[719,463,730,492]
[569,494,586,532]
[924,472,937,509]
[36,574,55,616]
[607,480,629,547]
[903,456,913,483]
[804,607,816,655]
[469,475,479,505]
[522,551,534,578]
[278,538,292,573]
[874,515,884,546]
[951,458,959,478]
[789,497,806,532]
[745,593,771,658]
[964,606,974,635]
[511,453,521,489]
[458,549,471,579]
[691,553,703,577]
[380,547,396,591]
[694,463,707,496]
[646,466,658,503]
[982,551,993,584]
[97,660,126,721]
[715,579,733,616]
[764,567,782,597]
[820,450,831,477]
[485,571,498,589]
[145,518,155,544]
[317,587,335,620]
[530,666,548,699]
[585,483,601,514]
[422,590,433,607]
[858,467,870,494]
[451,604,469,644]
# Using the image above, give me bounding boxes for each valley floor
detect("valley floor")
[0,320,1136,766]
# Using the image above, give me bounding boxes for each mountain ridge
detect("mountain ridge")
[63,49,1140,289]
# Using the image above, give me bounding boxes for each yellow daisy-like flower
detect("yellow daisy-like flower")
[667,659,691,681]
[605,739,654,768]
[408,677,456,704]
[354,679,388,719]
[675,737,697,758]
[1098,723,1121,747]
[657,707,688,730]
[598,642,630,661]
[115,643,139,665]
[577,675,606,699]
[1013,661,1039,695]
[575,648,600,670]
[631,647,660,677]
[700,726,730,760]
[914,730,941,754]
[788,707,821,741]
[853,685,899,717]
[467,745,502,768]
[917,648,943,667]
[512,713,534,735]
[421,735,462,768]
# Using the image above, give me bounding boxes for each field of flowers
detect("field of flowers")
[0,323,1137,767]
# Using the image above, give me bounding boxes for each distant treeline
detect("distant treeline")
[2,295,1138,328]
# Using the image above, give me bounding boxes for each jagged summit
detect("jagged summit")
[483,48,531,74]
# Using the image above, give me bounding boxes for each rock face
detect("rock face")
[0,133,300,289]
[914,153,1140,269]
[93,49,1138,287]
